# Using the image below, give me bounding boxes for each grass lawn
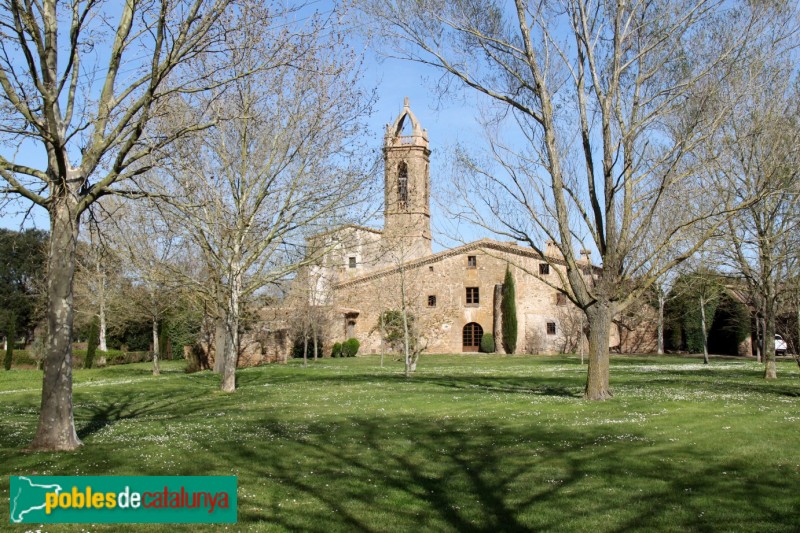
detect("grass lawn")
[1,354,799,532]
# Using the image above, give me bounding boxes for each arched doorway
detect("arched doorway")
[462,322,483,352]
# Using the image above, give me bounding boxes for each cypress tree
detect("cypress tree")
[502,265,518,354]
[4,314,15,370]
[85,316,100,369]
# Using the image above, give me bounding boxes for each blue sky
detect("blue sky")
[0,47,489,253]
[0,2,491,253]
[359,54,490,251]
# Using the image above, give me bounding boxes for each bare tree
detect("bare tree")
[288,266,335,366]
[0,0,259,450]
[359,0,795,398]
[104,199,184,376]
[714,64,800,379]
[153,7,375,392]
[74,223,124,365]
[691,267,722,365]
[380,238,448,376]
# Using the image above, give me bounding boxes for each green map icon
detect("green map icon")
[10,476,63,523]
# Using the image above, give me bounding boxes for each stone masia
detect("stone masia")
[235,99,656,363]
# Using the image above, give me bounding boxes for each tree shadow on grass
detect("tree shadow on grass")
[74,392,212,440]
[419,376,581,398]
[242,370,584,399]
[216,414,800,532]
[631,376,800,399]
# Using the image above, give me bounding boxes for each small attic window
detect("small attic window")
[348,256,356,269]
[429,265,434,272]
[539,263,550,275]
[467,255,476,268]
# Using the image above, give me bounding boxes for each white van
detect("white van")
[775,334,787,356]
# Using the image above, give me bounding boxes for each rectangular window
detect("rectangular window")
[546,322,556,335]
[428,295,437,307]
[556,293,567,306]
[466,287,479,305]
[539,263,550,275]
[348,256,356,269]
[467,255,477,268]
[429,265,434,272]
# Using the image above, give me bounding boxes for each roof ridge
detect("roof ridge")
[333,238,568,289]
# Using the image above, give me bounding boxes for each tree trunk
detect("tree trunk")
[312,320,318,362]
[214,315,226,373]
[379,322,385,369]
[400,267,412,377]
[754,315,762,362]
[700,297,709,365]
[97,300,107,367]
[584,302,614,400]
[221,265,241,393]
[31,199,82,451]
[303,322,308,368]
[657,292,665,355]
[221,307,239,391]
[98,261,108,352]
[579,313,585,365]
[152,317,160,376]
[493,284,505,354]
[763,312,777,380]
[402,308,411,376]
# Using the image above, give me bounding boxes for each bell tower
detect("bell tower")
[383,97,432,260]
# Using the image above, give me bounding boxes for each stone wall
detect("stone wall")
[329,240,632,355]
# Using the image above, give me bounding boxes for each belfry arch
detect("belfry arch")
[382,97,432,260]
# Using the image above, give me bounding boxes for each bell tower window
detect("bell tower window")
[398,161,409,210]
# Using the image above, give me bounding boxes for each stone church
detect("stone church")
[292,99,656,356]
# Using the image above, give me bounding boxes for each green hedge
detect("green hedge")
[480,333,495,353]
[331,342,342,358]
[341,338,360,357]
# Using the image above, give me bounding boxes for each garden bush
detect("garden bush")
[331,342,342,358]
[480,333,495,353]
[342,338,360,357]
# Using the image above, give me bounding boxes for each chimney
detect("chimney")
[545,240,563,259]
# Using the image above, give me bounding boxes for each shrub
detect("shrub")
[9,349,37,366]
[480,333,495,353]
[185,343,208,373]
[331,342,342,358]
[377,310,416,353]
[342,338,360,357]
[30,335,46,369]
[502,265,517,354]
[292,335,324,359]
